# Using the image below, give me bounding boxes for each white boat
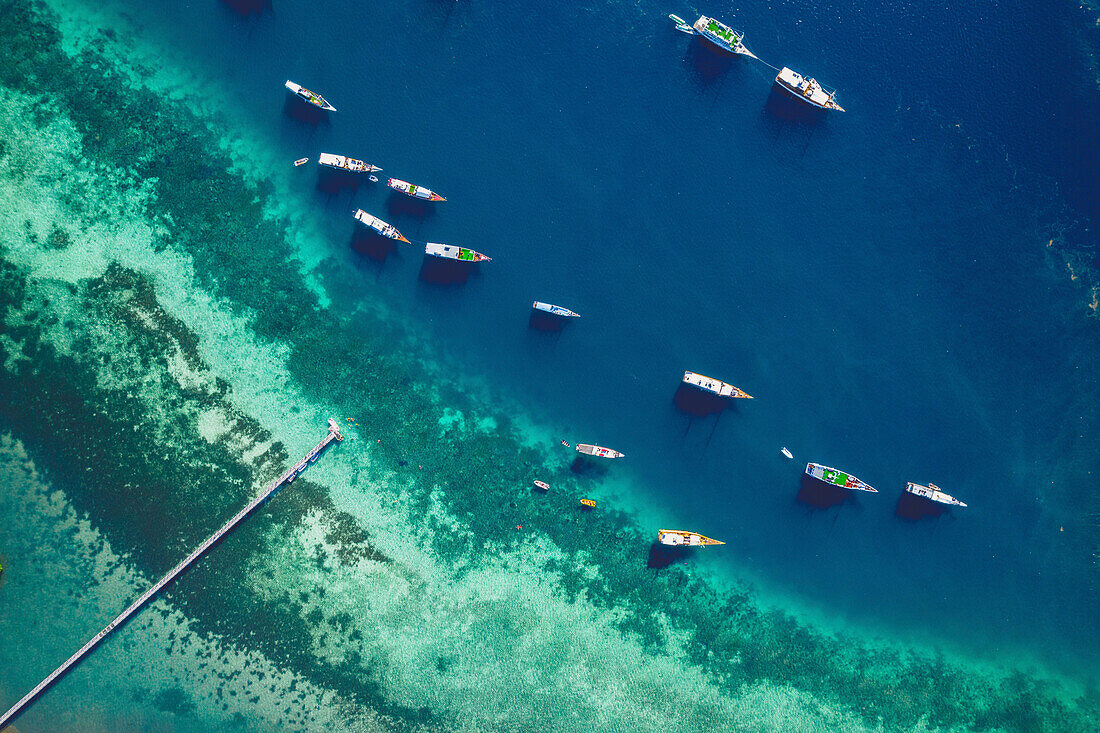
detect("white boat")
[805,462,876,492]
[905,482,967,507]
[689,16,758,58]
[532,301,580,318]
[682,371,753,399]
[352,210,410,243]
[424,242,491,262]
[781,447,793,460]
[284,80,336,111]
[668,14,694,34]
[293,157,309,167]
[774,67,845,111]
[575,444,625,459]
[387,178,446,202]
[318,153,381,173]
[657,529,725,547]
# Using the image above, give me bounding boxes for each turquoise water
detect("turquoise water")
[0,0,1098,730]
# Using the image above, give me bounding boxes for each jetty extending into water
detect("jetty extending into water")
[0,419,344,732]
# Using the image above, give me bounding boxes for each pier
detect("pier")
[0,419,344,732]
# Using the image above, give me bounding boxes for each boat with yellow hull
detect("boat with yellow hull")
[657,529,725,547]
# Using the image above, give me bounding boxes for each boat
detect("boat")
[681,371,753,399]
[532,301,581,318]
[560,440,571,448]
[284,80,336,111]
[387,178,446,202]
[805,463,876,492]
[293,158,309,167]
[905,482,967,507]
[352,210,410,243]
[575,444,625,459]
[774,67,845,111]
[424,242,491,262]
[667,14,694,34]
[657,529,725,547]
[533,480,550,491]
[580,499,596,508]
[781,447,793,460]
[689,16,758,58]
[318,153,381,173]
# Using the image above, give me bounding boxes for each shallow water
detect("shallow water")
[0,0,1098,730]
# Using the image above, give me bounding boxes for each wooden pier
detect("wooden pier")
[0,419,344,732]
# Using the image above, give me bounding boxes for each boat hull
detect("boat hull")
[575,444,624,459]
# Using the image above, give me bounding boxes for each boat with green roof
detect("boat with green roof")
[672,15,757,58]
[805,463,877,493]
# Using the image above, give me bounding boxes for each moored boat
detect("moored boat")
[781,447,793,459]
[533,480,550,491]
[690,16,758,58]
[319,153,381,173]
[905,482,967,507]
[293,157,309,167]
[352,210,410,243]
[532,301,581,318]
[657,529,725,547]
[387,178,446,201]
[774,67,845,111]
[682,371,753,399]
[575,444,625,459]
[805,463,876,492]
[580,499,596,508]
[424,242,491,262]
[668,14,694,34]
[284,80,336,111]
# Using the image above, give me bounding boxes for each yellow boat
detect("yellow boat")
[656,529,725,547]
[580,499,596,508]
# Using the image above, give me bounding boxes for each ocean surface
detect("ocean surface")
[0,0,1098,731]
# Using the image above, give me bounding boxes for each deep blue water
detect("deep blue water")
[119,0,1098,677]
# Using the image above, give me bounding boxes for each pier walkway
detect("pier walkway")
[0,419,344,732]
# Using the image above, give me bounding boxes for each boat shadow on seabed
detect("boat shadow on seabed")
[682,36,734,86]
[418,256,473,285]
[386,192,436,220]
[796,473,855,509]
[350,230,398,263]
[317,167,367,194]
[282,95,329,126]
[646,542,692,569]
[895,492,953,521]
[672,383,732,417]
[220,0,270,17]
[764,85,828,126]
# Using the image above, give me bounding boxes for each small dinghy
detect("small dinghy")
[293,157,309,167]
[781,447,793,459]
[533,480,550,491]
[668,14,694,34]
[580,499,596,508]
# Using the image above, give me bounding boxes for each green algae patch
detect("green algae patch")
[0,1,1098,731]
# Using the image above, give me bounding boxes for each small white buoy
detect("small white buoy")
[781,447,793,460]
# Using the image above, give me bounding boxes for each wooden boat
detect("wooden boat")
[774,67,845,111]
[352,209,410,243]
[690,16,758,58]
[905,482,967,507]
[533,480,550,491]
[424,242,491,262]
[387,178,446,201]
[284,80,336,111]
[657,529,725,547]
[318,153,381,173]
[532,301,580,318]
[575,444,625,459]
[805,463,876,492]
[293,157,309,167]
[682,371,752,399]
[580,499,596,508]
